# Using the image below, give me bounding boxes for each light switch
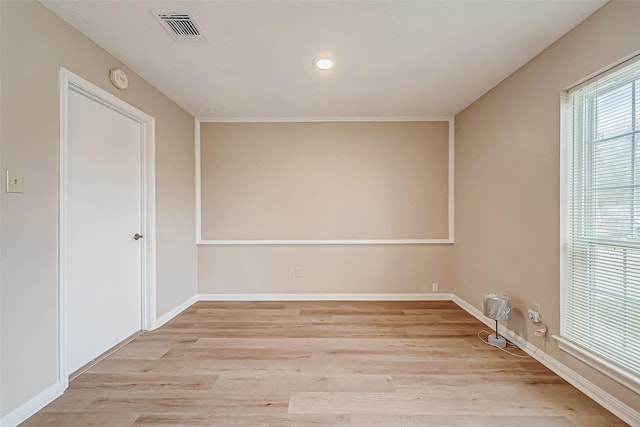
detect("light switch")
[6,170,24,193]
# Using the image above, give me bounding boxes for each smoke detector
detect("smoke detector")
[153,11,203,41]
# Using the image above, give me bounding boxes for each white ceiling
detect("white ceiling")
[41,0,606,119]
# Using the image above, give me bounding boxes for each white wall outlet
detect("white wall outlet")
[294,266,302,278]
[432,282,439,293]
[6,170,24,193]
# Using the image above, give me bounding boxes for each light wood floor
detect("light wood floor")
[23,301,625,426]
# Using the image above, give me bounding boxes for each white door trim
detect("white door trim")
[58,67,156,389]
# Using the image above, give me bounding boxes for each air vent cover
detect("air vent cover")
[155,12,202,40]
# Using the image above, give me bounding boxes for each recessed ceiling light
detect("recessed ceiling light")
[315,57,334,70]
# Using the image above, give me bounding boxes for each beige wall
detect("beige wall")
[200,122,449,240]
[198,121,452,294]
[0,1,197,416]
[454,0,640,411]
[199,245,452,295]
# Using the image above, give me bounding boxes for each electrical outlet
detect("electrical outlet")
[432,282,439,293]
[6,170,23,193]
[533,302,541,313]
[294,267,302,278]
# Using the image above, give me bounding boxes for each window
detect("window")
[559,58,640,392]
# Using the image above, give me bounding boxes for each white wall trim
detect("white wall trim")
[197,239,454,245]
[451,295,640,426]
[194,118,202,244]
[198,293,454,301]
[194,117,455,245]
[447,117,455,242]
[155,295,198,328]
[196,116,453,123]
[0,381,64,427]
[58,67,157,392]
[450,295,494,328]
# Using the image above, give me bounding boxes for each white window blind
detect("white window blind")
[563,57,640,389]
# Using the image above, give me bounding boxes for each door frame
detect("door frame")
[58,67,156,388]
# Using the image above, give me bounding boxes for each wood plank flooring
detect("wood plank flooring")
[22,301,626,426]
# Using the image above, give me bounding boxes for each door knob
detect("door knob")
[133,233,143,240]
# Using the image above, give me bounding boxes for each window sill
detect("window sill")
[553,335,640,394]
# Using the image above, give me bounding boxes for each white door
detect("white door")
[66,89,143,374]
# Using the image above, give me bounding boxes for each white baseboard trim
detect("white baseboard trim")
[154,295,198,328]
[197,293,454,301]
[450,295,640,426]
[0,381,65,427]
[450,294,494,329]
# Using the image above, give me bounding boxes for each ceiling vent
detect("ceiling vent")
[155,12,203,40]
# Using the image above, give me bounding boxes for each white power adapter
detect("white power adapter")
[534,326,547,337]
[528,309,541,323]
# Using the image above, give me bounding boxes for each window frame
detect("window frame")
[557,56,640,395]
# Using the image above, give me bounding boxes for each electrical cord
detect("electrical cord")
[477,330,532,359]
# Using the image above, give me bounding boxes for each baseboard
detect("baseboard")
[0,381,65,427]
[450,294,495,329]
[197,292,454,301]
[154,295,198,328]
[450,295,640,426]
